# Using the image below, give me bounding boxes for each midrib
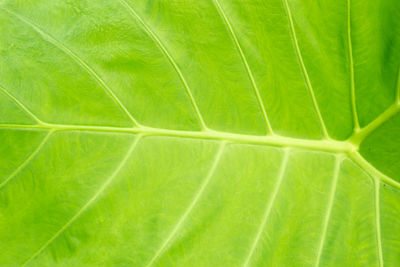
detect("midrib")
[0,122,354,153]
[3,122,400,190]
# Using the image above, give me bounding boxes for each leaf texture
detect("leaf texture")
[0,0,399,266]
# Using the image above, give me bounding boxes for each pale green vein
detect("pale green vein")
[0,122,397,190]
[396,68,400,104]
[347,0,359,131]
[0,122,354,153]
[374,179,384,267]
[1,7,139,127]
[349,68,400,144]
[0,130,53,189]
[22,134,142,266]
[146,141,226,267]
[118,0,207,130]
[25,122,397,191]
[315,155,342,267]
[0,84,43,124]
[349,151,400,190]
[349,103,400,146]
[243,149,290,267]
[212,0,273,135]
[281,0,329,139]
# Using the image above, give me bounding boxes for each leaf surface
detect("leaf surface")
[0,0,399,266]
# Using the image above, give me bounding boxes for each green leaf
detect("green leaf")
[0,0,399,266]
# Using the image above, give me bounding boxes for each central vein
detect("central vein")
[2,122,400,190]
[1,122,354,153]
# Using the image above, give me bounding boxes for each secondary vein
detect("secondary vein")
[315,156,342,267]
[0,130,53,189]
[1,7,139,127]
[145,141,226,267]
[243,148,290,267]
[347,0,360,131]
[349,103,400,145]
[349,151,400,190]
[118,0,207,130]
[0,84,43,124]
[374,179,384,267]
[212,0,273,135]
[22,134,142,266]
[397,69,400,104]
[281,0,329,139]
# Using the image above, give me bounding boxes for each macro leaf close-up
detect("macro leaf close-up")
[0,0,399,266]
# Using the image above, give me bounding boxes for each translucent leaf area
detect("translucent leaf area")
[0,0,399,266]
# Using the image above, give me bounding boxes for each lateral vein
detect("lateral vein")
[0,84,43,124]
[0,130,53,189]
[145,141,226,267]
[281,0,329,139]
[374,179,384,267]
[243,149,290,267]
[212,0,273,134]
[118,0,207,130]
[22,135,142,266]
[213,0,274,135]
[349,151,400,190]
[349,103,400,145]
[315,156,342,267]
[1,7,139,127]
[397,68,400,104]
[347,0,359,131]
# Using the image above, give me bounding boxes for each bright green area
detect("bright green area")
[0,0,399,266]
